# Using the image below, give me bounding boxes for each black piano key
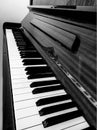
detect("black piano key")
[20,51,41,58]
[16,42,27,46]
[20,50,38,56]
[14,39,27,46]
[15,39,25,41]
[42,110,82,128]
[14,35,23,38]
[82,126,96,130]
[30,80,60,88]
[39,101,76,116]
[20,51,39,55]
[15,37,23,40]
[15,36,23,38]
[16,39,25,42]
[18,47,36,51]
[36,94,71,106]
[18,46,32,49]
[32,84,63,94]
[17,43,34,46]
[20,50,36,53]
[22,58,46,65]
[20,51,37,54]
[18,44,35,49]
[20,49,37,53]
[12,29,36,49]
[25,66,52,74]
[27,72,54,79]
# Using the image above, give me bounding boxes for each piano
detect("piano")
[3,4,97,130]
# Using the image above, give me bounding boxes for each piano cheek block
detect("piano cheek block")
[71,35,80,53]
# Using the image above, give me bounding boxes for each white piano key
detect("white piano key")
[16,114,41,130]
[15,96,73,120]
[12,74,28,79]
[10,60,23,68]
[11,68,26,75]
[16,115,87,130]
[63,121,89,130]
[12,82,31,89]
[15,98,38,110]
[12,78,29,83]
[15,106,39,119]
[14,90,65,102]
[12,77,56,84]
[10,62,47,68]
[15,101,75,119]
[13,87,32,95]
[13,81,60,89]
[14,92,33,102]
[6,30,20,59]
[13,83,61,95]
[26,121,89,130]
[15,92,66,110]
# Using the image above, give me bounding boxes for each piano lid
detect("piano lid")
[27,5,96,31]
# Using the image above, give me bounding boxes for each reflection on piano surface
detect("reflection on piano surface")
[3,4,96,130]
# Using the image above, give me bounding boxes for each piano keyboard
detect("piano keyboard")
[6,28,92,130]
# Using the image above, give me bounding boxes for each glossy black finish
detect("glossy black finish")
[32,84,63,94]
[30,80,60,88]
[42,110,82,127]
[39,101,76,116]
[36,94,71,106]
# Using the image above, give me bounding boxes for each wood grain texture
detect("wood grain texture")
[33,0,96,6]
[21,10,96,128]
[31,17,78,51]
[22,17,96,129]
[22,11,96,100]
[22,7,96,126]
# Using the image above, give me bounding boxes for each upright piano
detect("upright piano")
[3,5,97,130]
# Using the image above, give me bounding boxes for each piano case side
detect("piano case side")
[3,22,21,130]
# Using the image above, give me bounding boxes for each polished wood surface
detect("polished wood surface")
[32,0,96,6]
[21,6,96,128]
[22,6,96,98]
[30,17,79,51]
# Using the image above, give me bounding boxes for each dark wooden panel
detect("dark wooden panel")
[32,0,96,6]
[22,24,96,128]
[22,11,96,100]
[21,10,96,128]
[30,17,79,52]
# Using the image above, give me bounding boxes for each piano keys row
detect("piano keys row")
[6,28,94,130]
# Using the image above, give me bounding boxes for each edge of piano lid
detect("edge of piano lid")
[28,5,96,28]
[21,5,96,129]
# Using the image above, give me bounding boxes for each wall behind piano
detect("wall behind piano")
[0,0,29,129]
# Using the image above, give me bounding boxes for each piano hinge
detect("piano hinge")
[42,46,97,109]
[55,60,97,109]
